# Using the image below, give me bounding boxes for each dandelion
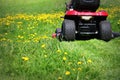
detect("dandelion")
[68,62,72,65]
[30,34,36,37]
[87,59,92,63]
[117,20,120,25]
[56,49,61,53]
[18,35,24,39]
[58,77,62,80]
[64,52,68,55]
[78,68,82,71]
[1,38,6,41]
[17,22,22,25]
[44,55,47,58]
[33,37,41,43]
[5,33,8,35]
[41,44,46,48]
[72,68,75,71]
[6,22,10,26]
[22,57,29,61]
[34,33,37,35]
[63,56,67,61]
[77,61,82,65]
[65,71,70,75]
[41,35,48,39]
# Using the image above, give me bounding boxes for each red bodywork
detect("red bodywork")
[65,10,108,16]
[52,10,109,39]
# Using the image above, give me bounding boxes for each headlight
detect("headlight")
[81,16,92,20]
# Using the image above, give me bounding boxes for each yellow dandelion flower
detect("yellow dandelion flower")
[72,68,75,71]
[5,33,8,35]
[63,56,67,61]
[64,52,68,55]
[34,33,37,35]
[18,35,24,39]
[77,61,82,65]
[41,44,46,48]
[42,35,48,39]
[6,22,10,26]
[58,77,62,80]
[78,68,82,71]
[68,62,72,65]
[22,57,29,61]
[17,22,22,25]
[56,49,61,53]
[44,55,47,58]
[87,59,92,63]
[18,35,20,38]
[65,71,70,75]
[1,38,6,41]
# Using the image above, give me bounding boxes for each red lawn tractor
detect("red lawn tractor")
[53,0,120,41]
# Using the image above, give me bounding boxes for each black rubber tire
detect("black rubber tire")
[55,28,61,33]
[62,19,76,41]
[55,28,63,41]
[112,32,120,38]
[99,20,112,41]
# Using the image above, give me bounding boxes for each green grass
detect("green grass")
[0,0,120,80]
[0,0,66,17]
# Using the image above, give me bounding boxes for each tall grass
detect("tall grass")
[0,0,66,17]
[0,0,120,80]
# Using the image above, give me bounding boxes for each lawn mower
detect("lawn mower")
[52,0,120,41]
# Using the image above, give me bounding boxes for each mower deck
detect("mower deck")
[52,29,120,40]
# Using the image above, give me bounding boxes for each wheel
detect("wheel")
[62,19,76,41]
[55,28,63,41]
[55,28,61,33]
[112,32,120,38]
[99,20,112,41]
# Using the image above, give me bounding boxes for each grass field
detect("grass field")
[0,0,120,80]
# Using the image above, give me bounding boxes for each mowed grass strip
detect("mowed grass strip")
[0,0,120,80]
